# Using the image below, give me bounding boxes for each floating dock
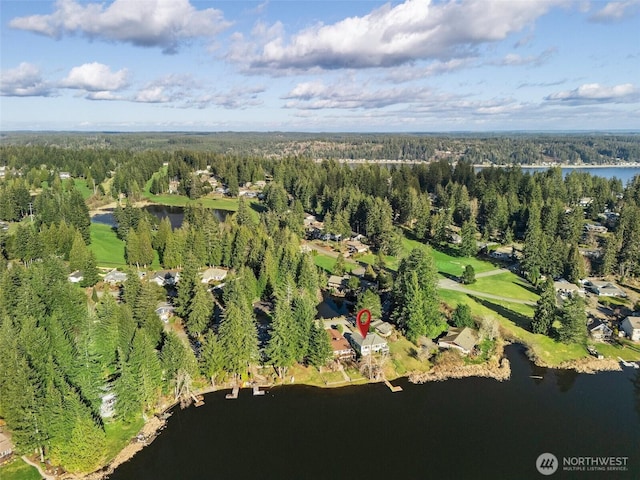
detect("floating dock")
[384,379,403,393]
[252,384,265,396]
[225,386,239,399]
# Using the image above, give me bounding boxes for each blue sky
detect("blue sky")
[1,0,639,131]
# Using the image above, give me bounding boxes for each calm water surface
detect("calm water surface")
[109,345,639,480]
[91,205,228,229]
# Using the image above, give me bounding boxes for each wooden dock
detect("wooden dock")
[384,379,403,393]
[191,394,205,407]
[225,386,239,399]
[252,384,265,396]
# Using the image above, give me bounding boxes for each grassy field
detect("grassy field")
[439,289,590,364]
[73,178,93,200]
[89,223,127,267]
[313,253,356,273]
[0,459,42,480]
[462,272,539,302]
[103,417,145,463]
[387,336,432,376]
[89,223,160,269]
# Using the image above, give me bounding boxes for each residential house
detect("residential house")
[104,269,128,285]
[584,223,608,234]
[327,275,348,295]
[254,180,267,189]
[588,319,613,341]
[150,271,179,287]
[328,329,355,360]
[578,197,593,208]
[438,327,479,355]
[585,280,626,297]
[0,166,5,178]
[0,432,12,461]
[201,267,228,283]
[155,303,174,323]
[68,270,84,283]
[371,320,394,338]
[346,240,369,255]
[348,331,389,356]
[621,315,640,342]
[59,171,71,179]
[554,278,585,297]
[450,233,462,245]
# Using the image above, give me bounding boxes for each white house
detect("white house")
[348,332,389,356]
[104,269,128,285]
[585,280,626,297]
[201,267,228,283]
[621,316,640,342]
[155,303,174,323]
[68,270,84,283]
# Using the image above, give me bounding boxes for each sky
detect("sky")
[1,0,639,132]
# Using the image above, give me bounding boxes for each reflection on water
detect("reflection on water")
[109,344,640,480]
[91,204,229,229]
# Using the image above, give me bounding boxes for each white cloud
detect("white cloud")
[184,86,265,109]
[589,0,640,23]
[61,62,129,92]
[283,80,445,110]
[133,74,194,103]
[545,83,639,103]
[0,62,53,96]
[10,0,231,54]
[494,47,556,67]
[234,0,563,71]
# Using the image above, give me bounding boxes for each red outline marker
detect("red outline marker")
[356,309,372,339]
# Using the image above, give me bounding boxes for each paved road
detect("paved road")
[438,277,536,306]
[474,268,510,278]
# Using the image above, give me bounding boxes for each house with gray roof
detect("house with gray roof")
[438,327,479,355]
[347,331,389,356]
[104,269,128,285]
[621,315,640,342]
[588,319,613,341]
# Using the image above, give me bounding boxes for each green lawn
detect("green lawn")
[313,253,356,273]
[439,289,587,365]
[462,272,539,303]
[0,459,42,480]
[430,247,496,277]
[74,178,93,199]
[89,223,160,269]
[89,223,127,267]
[103,417,145,463]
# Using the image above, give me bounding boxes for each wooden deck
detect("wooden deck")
[225,386,239,399]
[384,379,403,392]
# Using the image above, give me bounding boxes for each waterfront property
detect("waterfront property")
[438,327,479,355]
[621,315,640,341]
[328,328,355,360]
[347,331,389,356]
[588,319,613,341]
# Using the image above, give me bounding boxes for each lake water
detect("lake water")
[91,205,229,229]
[108,345,639,480]
[477,166,640,185]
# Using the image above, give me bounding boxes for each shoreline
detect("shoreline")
[473,163,640,169]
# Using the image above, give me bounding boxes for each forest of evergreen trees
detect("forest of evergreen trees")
[1,136,640,473]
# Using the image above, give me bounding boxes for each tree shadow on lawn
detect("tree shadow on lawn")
[469,295,533,331]
[512,277,539,297]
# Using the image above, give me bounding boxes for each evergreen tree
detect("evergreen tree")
[307,321,332,368]
[128,329,162,412]
[79,251,100,287]
[393,248,446,342]
[461,264,476,284]
[333,253,346,275]
[218,291,258,381]
[557,295,587,344]
[452,304,474,328]
[265,296,297,379]
[200,330,225,386]
[531,278,557,335]
[356,289,382,320]
[186,282,212,337]
[459,220,477,257]
[68,230,89,272]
